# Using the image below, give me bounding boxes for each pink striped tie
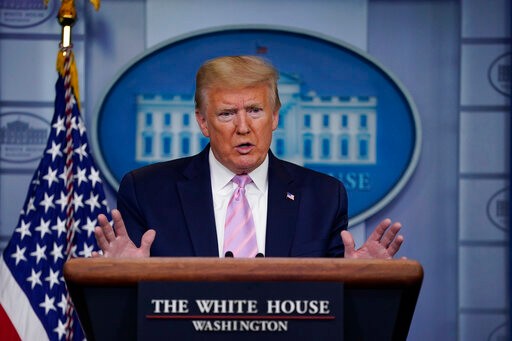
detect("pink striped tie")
[223,175,258,258]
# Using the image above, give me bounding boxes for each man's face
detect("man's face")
[195,85,279,174]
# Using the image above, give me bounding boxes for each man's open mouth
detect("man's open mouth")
[235,143,254,153]
[237,143,253,148]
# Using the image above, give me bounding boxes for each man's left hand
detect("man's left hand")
[341,218,404,259]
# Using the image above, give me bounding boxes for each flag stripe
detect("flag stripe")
[0,303,21,341]
[0,257,45,340]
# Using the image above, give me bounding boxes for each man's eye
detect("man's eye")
[248,107,264,118]
[218,112,234,121]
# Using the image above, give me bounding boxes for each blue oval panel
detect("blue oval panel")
[94,28,421,225]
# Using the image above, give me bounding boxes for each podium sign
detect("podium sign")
[137,281,343,340]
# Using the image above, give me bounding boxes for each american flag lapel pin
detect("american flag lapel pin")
[286,192,295,201]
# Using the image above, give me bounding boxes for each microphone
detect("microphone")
[224,251,234,258]
[255,253,265,258]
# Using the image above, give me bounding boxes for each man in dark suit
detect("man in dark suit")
[93,56,403,259]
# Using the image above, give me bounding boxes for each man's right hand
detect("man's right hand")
[92,209,156,258]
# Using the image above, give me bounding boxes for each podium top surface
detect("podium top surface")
[64,257,423,287]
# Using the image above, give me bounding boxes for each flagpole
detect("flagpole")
[55,1,102,340]
[57,3,79,340]
[61,42,78,341]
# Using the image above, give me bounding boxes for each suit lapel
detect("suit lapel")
[265,153,300,257]
[177,147,219,256]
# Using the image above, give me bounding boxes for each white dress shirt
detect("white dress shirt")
[209,150,269,257]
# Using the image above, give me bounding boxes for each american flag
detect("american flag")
[0,50,109,340]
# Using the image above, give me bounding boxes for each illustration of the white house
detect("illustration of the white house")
[135,73,377,165]
[0,119,47,145]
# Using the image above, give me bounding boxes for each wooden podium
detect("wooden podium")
[63,258,423,341]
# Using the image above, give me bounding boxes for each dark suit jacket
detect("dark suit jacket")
[117,146,348,257]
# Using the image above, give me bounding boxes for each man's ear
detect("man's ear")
[272,110,279,131]
[195,109,210,137]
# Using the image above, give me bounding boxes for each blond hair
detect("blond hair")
[195,55,281,111]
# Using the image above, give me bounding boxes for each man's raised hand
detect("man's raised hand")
[341,218,404,259]
[91,209,155,258]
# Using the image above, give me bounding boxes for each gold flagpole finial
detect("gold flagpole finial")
[52,0,101,52]
[58,0,77,52]
[56,0,80,110]
[50,0,101,108]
